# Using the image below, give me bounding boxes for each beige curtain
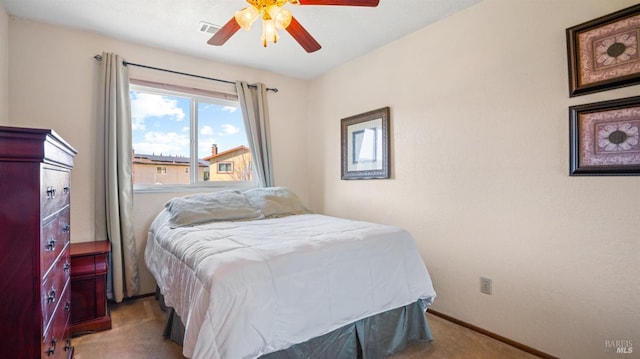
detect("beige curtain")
[236,81,274,187]
[96,52,140,302]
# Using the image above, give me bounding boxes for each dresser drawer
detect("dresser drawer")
[42,281,72,359]
[41,167,71,220]
[41,208,71,276]
[42,247,71,332]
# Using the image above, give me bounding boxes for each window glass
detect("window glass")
[130,84,252,188]
[217,162,233,173]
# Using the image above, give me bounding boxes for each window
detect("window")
[217,162,233,173]
[130,82,252,188]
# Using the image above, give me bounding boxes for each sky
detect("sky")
[130,90,248,160]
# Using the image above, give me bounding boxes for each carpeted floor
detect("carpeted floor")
[72,297,185,359]
[72,297,540,359]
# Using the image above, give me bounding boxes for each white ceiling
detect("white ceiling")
[1,0,482,80]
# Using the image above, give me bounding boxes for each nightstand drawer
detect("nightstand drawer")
[71,253,108,278]
[71,256,96,277]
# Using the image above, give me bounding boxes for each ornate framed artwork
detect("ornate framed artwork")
[569,96,640,175]
[567,4,640,97]
[341,107,390,180]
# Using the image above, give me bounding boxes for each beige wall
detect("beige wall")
[8,18,310,294]
[306,0,639,358]
[0,3,8,125]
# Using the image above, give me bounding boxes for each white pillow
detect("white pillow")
[164,190,263,226]
[244,187,312,218]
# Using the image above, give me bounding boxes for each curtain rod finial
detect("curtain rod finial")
[94,54,103,61]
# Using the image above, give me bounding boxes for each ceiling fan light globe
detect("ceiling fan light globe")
[235,6,260,31]
[274,9,292,29]
[270,7,292,29]
[261,19,279,45]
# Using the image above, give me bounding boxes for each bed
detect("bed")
[145,187,436,359]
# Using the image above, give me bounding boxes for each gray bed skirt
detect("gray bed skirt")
[156,288,433,358]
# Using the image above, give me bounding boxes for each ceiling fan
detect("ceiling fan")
[207,0,380,53]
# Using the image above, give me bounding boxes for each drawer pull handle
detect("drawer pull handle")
[63,262,71,272]
[46,186,56,199]
[46,289,56,303]
[45,238,56,251]
[64,339,72,351]
[62,224,71,234]
[63,185,70,194]
[64,301,71,312]
[46,338,56,356]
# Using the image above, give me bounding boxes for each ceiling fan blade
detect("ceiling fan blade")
[207,17,241,46]
[286,17,322,53]
[297,0,379,6]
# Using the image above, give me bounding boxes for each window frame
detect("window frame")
[217,161,234,173]
[130,82,256,193]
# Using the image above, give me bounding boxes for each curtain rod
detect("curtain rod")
[93,55,278,93]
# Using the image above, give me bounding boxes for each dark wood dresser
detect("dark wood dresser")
[70,240,112,334]
[0,126,76,358]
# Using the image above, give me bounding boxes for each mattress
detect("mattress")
[145,210,436,359]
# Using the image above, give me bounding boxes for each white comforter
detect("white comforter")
[145,211,436,359]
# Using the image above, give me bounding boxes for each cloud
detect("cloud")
[131,92,186,130]
[133,131,190,156]
[200,125,214,135]
[222,106,238,113]
[220,124,240,135]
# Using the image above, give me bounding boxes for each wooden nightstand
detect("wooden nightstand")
[70,240,112,334]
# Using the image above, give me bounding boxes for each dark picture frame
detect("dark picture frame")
[341,107,390,180]
[569,96,640,175]
[567,4,640,97]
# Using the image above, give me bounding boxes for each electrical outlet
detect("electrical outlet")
[480,277,492,295]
